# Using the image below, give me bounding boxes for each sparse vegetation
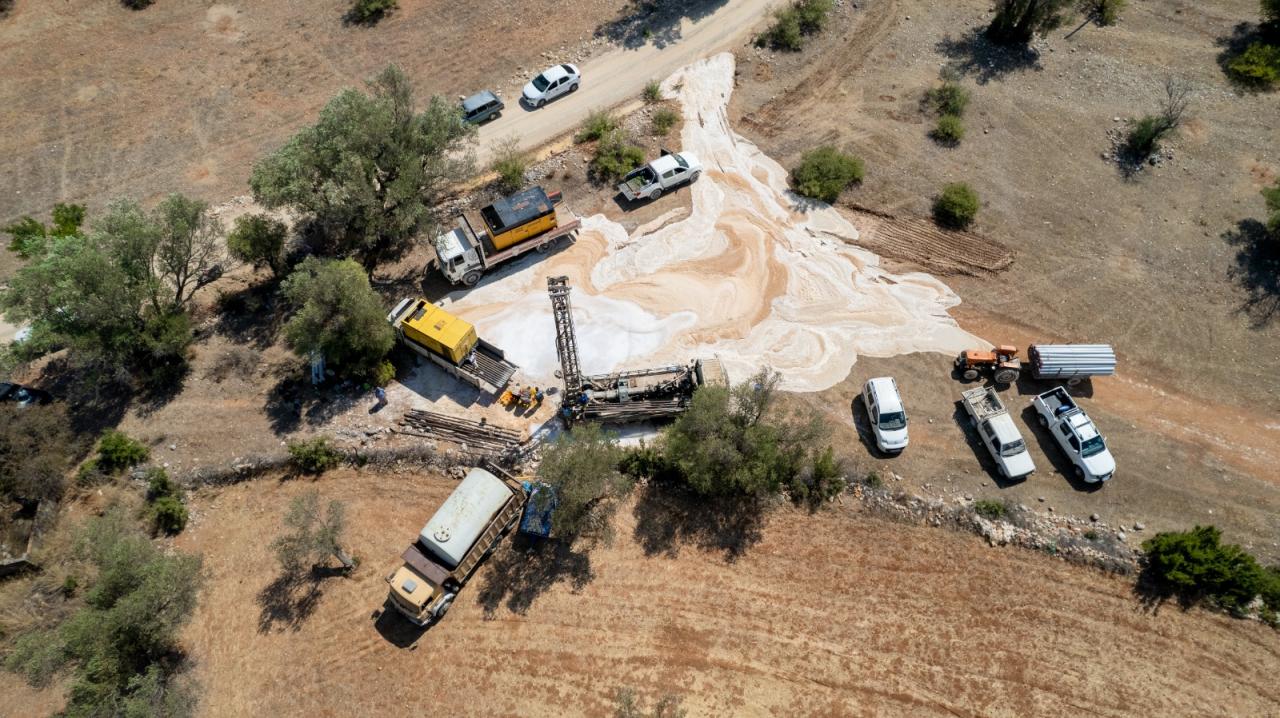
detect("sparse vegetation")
[864,471,884,489]
[789,445,845,508]
[756,0,834,51]
[1141,525,1277,613]
[349,0,397,24]
[576,108,620,143]
[614,688,687,718]
[1124,78,1191,161]
[490,136,529,194]
[0,405,79,502]
[974,499,1008,520]
[590,129,647,181]
[986,0,1073,45]
[790,146,865,203]
[286,437,343,475]
[933,182,980,229]
[95,430,149,474]
[250,65,474,266]
[4,509,202,716]
[931,115,966,146]
[144,467,188,535]
[272,490,355,571]
[536,423,632,541]
[926,77,971,117]
[642,79,663,103]
[1080,0,1126,26]
[651,107,679,135]
[226,213,288,277]
[280,257,396,378]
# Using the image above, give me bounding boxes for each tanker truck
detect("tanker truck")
[384,467,526,626]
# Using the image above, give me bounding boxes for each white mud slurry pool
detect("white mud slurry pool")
[446,53,982,393]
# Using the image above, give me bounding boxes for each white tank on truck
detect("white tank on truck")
[384,467,526,625]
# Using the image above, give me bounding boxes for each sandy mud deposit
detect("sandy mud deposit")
[448,53,980,392]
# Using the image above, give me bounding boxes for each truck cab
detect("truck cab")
[1032,387,1116,483]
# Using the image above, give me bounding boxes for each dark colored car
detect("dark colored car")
[0,382,53,406]
[461,90,504,124]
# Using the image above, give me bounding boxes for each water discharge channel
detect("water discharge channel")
[446,53,981,393]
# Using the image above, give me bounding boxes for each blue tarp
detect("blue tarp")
[520,481,556,538]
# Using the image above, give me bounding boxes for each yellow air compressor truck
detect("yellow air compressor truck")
[432,186,580,286]
[386,298,518,395]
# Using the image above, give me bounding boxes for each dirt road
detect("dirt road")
[473,0,776,165]
[166,469,1280,717]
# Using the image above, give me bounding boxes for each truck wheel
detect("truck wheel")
[1037,414,1048,428]
[462,271,482,286]
[536,239,554,254]
[690,171,701,183]
[651,188,663,200]
[434,594,455,620]
[962,368,979,381]
[1067,376,1083,387]
[995,369,1018,384]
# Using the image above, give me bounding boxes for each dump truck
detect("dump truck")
[386,298,518,395]
[960,386,1035,480]
[1027,344,1116,385]
[617,150,703,202]
[432,186,580,287]
[385,467,526,626]
[1031,387,1116,483]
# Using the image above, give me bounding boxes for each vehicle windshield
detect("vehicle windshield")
[675,154,688,169]
[1000,439,1026,457]
[879,411,906,430]
[1080,435,1107,458]
[532,74,550,92]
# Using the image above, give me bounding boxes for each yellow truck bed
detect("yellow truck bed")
[398,299,477,365]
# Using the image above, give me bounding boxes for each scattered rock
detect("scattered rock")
[1037,496,1046,502]
[1117,531,1127,541]
[1133,522,1145,531]
[1090,513,1100,522]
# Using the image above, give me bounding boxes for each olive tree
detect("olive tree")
[250,65,475,266]
[226,213,288,276]
[536,423,631,541]
[986,0,1073,45]
[272,490,355,571]
[280,257,395,378]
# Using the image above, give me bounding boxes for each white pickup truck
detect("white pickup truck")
[960,386,1035,480]
[617,150,703,201]
[1031,387,1116,484]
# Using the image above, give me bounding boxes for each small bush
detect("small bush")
[490,136,528,194]
[974,499,1007,520]
[788,446,845,508]
[926,82,970,117]
[1081,0,1126,25]
[651,107,679,136]
[576,108,619,143]
[145,467,180,502]
[756,0,833,51]
[96,430,149,474]
[1142,525,1269,611]
[1226,42,1280,88]
[933,182,980,229]
[590,129,646,181]
[75,459,105,487]
[349,0,396,23]
[150,496,189,535]
[368,359,395,387]
[60,576,78,599]
[864,471,883,489]
[287,436,342,475]
[642,80,663,103]
[790,146,865,203]
[931,115,966,146]
[1124,115,1167,159]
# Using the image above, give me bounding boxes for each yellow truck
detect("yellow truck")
[386,298,517,395]
[432,186,580,287]
[385,466,527,625]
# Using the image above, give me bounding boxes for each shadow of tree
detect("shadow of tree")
[1223,219,1280,327]
[1214,21,1280,92]
[936,28,1042,85]
[595,0,729,50]
[473,533,594,618]
[213,281,284,349]
[264,368,364,435]
[631,480,768,562]
[256,565,349,633]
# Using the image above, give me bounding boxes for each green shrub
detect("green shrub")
[1261,566,1280,612]
[756,0,834,51]
[642,80,663,103]
[149,496,189,535]
[1081,0,1127,25]
[1226,42,1280,88]
[974,499,1007,520]
[287,436,342,475]
[75,459,105,487]
[788,446,845,508]
[933,182,980,229]
[1141,525,1268,611]
[1124,115,1169,159]
[790,146,865,203]
[226,213,288,276]
[931,115,966,146]
[96,430,149,474]
[926,82,970,117]
[349,0,396,22]
[370,359,396,387]
[864,471,883,489]
[590,130,646,181]
[144,467,180,502]
[576,108,619,143]
[651,107,679,136]
[60,576,78,599]
[490,136,528,194]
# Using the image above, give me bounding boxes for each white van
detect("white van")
[862,377,909,454]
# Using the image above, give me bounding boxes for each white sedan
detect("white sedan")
[522,64,580,108]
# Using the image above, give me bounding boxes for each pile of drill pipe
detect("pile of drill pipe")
[584,399,689,422]
[398,409,523,453]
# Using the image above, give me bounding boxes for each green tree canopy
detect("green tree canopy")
[986,0,1073,45]
[280,257,394,377]
[226,213,289,276]
[3,202,85,258]
[1263,179,1280,236]
[250,65,475,266]
[271,489,354,571]
[536,423,631,541]
[1142,525,1267,611]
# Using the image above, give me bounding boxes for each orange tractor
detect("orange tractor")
[954,345,1021,384]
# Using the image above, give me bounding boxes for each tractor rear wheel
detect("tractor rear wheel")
[962,368,979,381]
[994,369,1018,384]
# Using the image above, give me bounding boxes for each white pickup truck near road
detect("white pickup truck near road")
[618,150,703,201]
[960,386,1036,481]
[1031,387,1116,484]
